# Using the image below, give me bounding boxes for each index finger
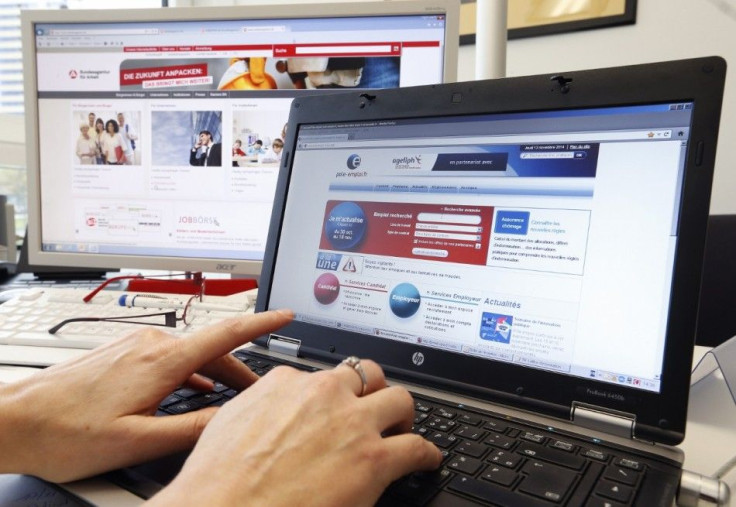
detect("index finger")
[177,309,294,371]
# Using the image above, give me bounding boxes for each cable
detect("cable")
[714,453,736,479]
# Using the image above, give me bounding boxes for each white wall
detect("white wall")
[462,0,736,214]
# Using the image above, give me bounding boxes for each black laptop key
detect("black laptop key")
[613,458,642,471]
[414,468,454,487]
[173,387,201,399]
[519,460,577,503]
[594,479,633,504]
[457,413,482,426]
[447,475,551,507]
[484,433,514,450]
[516,441,586,470]
[159,394,181,408]
[164,400,200,414]
[483,419,508,433]
[446,455,483,476]
[550,439,575,452]
[454,440,488,459]
[189,392,224,406]
[582,448,610,462]
[480,465,517,487]
[602,465,640,487]
[427,432,458,449]
[520,431,547,444]
[584,498,627,507]
[487,450,522,469]
[454,425,484,441]
[388,475,440,506]
[426,417,456,432]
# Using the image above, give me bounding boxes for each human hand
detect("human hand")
[152,359,442,506]
[0,309,293,482]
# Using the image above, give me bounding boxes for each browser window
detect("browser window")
[270,103,695,392]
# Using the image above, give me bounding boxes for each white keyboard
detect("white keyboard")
[0,287,253,351]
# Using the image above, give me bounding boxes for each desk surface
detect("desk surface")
[1,346,735,506]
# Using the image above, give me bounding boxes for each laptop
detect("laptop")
[117,57,726,505]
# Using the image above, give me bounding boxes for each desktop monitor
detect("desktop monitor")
[20,1,462,278]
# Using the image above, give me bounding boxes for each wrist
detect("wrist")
[0,382,38,475]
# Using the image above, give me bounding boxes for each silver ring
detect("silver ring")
[341,356,368,396]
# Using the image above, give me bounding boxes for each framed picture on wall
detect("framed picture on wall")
[460,0,637,45]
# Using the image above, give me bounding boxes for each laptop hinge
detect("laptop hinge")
[571,403,635,440]
[267,334,301,357]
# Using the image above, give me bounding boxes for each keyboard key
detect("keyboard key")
[594,479,633,503]
[488,450,522,469]
[520,431,547,444]
[603,465,640,486]
[159,394,181,407]
[585,498,626,507]
[516,442,586,470]
[446,455,483,475]
[614,458,643,471]
[483,419,509,433]
[484,433,514,450]
[427,432,458,449]
[426,417,456,432]
[388,475,439,506]
[582,448,610,462]
[165,400,200,414]
[454,440,488,459]
[454,425,485,441]
[550,439,575,452]
[457,413,482,426]
[413,468,454,487]
[448,476,551,507]
[519,460,577,503]
[480,465,517,487]
[435,408,457,420]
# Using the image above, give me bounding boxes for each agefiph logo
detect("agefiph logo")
[392,155,422,170]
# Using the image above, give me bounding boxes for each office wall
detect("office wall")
[461,0,736,215]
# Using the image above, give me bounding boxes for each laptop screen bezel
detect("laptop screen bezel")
[257,57,726,445]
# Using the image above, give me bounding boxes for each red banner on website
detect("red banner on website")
[319,200,493,265]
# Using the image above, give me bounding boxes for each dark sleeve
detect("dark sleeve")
[190,148,202,166]
[210,144,223,166]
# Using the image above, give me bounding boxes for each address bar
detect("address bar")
[296,45,394,55]
[298,130,675,149]
[48,29,159,36]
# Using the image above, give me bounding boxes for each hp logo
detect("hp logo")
[412,352,425,366]
[347,154,361,169]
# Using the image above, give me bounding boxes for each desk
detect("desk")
[1,346,735,506]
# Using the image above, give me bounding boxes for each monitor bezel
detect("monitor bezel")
[21,1,460,277]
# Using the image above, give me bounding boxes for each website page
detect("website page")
[269,105,694,392]
[33,14,448,261]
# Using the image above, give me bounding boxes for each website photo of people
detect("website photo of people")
[231,108,289,168]
[72,110,141,166]
[150,110,223,167]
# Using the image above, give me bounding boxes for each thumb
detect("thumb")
[124,407,218,463]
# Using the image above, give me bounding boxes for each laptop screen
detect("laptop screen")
[268,102,694,394]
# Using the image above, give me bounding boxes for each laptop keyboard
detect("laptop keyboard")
[155,350,681,507]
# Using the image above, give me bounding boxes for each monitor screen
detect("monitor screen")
[21,1,461,277]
